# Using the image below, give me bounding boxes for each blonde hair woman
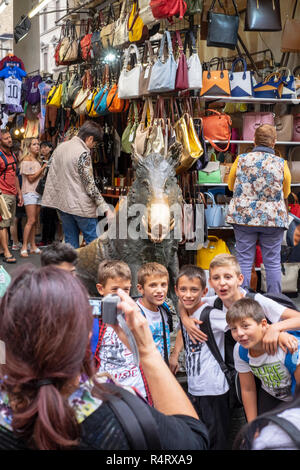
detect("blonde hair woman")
[20,138,47,257]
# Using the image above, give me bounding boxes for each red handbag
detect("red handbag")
[174,31,189,91]
[201,109,232,152]
[80,19,92,62]
[150,0,187,20]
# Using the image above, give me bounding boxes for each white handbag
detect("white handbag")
[113,0,129,48]
[229,57,255,97]
[184,31,202,90]
[260,263,300,293]
[118,44,142,99]
[139,0,159,27]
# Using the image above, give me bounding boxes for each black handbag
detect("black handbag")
[207,0,239,50]
[245,0,281,32]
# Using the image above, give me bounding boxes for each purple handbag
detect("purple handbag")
[242,112,275,141]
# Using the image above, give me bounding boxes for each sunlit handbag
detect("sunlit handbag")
[242,112,275,141]
[133,98,154,156]
[207,0,239,50]
[139,40,155,96]
[229,57,255,97]
[184,31,202,90]
[201,109,232,152]
[200,57,231,97]
[100,4,116,48]
[197,235,230,269]
[274,114,293,142]
[121,102,139,154]
[113,0,130,48]
[174,113,204,174]
[128,0,149,44]
[118,44,142,99]
[293,114,300,142]
[245,0,281,31]
[148,30,177,93]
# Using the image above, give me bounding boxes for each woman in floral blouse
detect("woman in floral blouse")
[226,124,291,294]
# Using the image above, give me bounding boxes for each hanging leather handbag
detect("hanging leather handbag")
[46,73,63,107]
[229,57,255,97]
[106,83,129,113]
[133,98,154,156]
[80,19,92,62]
[185,0,203,15]
[174,112,204,174]
[72,70,92,115]
[253,72,284,99]
[121,102,139,154]
[100,4,116,48]
[148,30,177,93]
[139,40,155,96]
[59,22,78,63]
[245,0,281,31]
[150,0,187,20]
[118,44,142,99]
[113,0,130,48]
[67,72,82,107]
[201,109,232,152]
[128,0,149,44]
[274,114,294,142]
[200,58,231,97]
[86,87,100,118]
[281,18,300,52]
[293,115,300,142]
[242,112,275,141]
[91,12,104,60]
[197,235,230,269]
[94,65,110,115]
[174,31,189,91]
[207,0,239,50]
[184,31,202,90]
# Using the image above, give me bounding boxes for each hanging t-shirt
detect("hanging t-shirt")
[4,77,22,106]
[182,303,229,396]
[136,300,171,358]
[234,342,300,401]
[0,66,26,81]
[0,55,25,71]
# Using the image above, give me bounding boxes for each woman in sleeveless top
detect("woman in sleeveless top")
[226,124,291,294]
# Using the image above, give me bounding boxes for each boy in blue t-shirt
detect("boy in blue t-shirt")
[227,297,300,423]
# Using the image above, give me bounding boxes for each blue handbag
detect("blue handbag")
[229,57,255,97]
[204,192,226,227]
[94,84,109,115]
[147,30,177,93]
[277,67,297,99]
[253,72,284,99]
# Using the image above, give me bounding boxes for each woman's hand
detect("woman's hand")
[111,288,158,359]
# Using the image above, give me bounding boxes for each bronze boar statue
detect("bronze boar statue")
[76,143,184,304]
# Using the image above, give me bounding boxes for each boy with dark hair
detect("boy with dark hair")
[227,297,300,422]
[136,262,173,363]
[40,241,77,275]
[170,264,231,450]
[91,259,151,402]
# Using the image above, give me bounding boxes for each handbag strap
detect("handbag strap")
[142,40,155,64]
[159,30,174,61]
[209,0,239,16]
[230,57,247,79]
[207,57,225,79]
[141,98,154,125]
[183,30,197,56]
[123,43,141,68]
[204,191,216,205]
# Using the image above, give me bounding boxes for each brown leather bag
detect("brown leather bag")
[288,147,300,183]
[281,19,300,52]
[200,109,232,152]
[245,0,282,31]
[274,114,294,142]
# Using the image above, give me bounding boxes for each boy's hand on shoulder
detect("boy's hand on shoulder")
[181,315,208,344]
[278,331,298,354]
[262,323,280,355]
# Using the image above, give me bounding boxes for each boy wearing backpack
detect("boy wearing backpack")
[227,297,300,422]
[170,264,232,450]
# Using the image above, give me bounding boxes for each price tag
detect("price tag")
[144,66,150,79]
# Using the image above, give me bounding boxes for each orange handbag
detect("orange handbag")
[106,83,129,113]
[200,58,231,97]
[201,109,232,152]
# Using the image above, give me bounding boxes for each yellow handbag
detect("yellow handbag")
[128,0,149,43]
[86,88,99,117]
[174,113,203,174]
[196,236,230,270]
[46,76,63,107]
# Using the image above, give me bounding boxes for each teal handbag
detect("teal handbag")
[94,84,109,115]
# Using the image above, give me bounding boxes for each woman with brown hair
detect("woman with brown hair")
[19,138,47,257]
[0,265,208,450]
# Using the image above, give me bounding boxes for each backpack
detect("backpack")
[0,150,17,181]
[238,330,300,395]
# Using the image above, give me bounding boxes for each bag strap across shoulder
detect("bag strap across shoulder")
[254,415,300,449]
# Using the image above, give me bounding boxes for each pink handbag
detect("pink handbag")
[293,114,300,142]
[242,112,275,141]
[173,31,189,91]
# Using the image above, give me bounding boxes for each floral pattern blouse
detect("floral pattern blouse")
[226,151,289,228]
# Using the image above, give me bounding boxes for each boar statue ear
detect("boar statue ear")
[131,147,143,168]
[167,141,183,167]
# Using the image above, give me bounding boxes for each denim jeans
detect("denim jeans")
[59,211,98,248]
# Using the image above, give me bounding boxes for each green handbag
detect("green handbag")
[185,0,203,15]
[121,102,139,154]
[198,161,222,184]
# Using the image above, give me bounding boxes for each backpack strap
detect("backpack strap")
[161,301,174,332]
[239,344,250,363]
[0,151,17,180]
[284,332,300,394]
[255,415,300,448]
[138,303,169,366]
[200,305,233,387]
[104,383,161,450]
[213,296,224,310]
